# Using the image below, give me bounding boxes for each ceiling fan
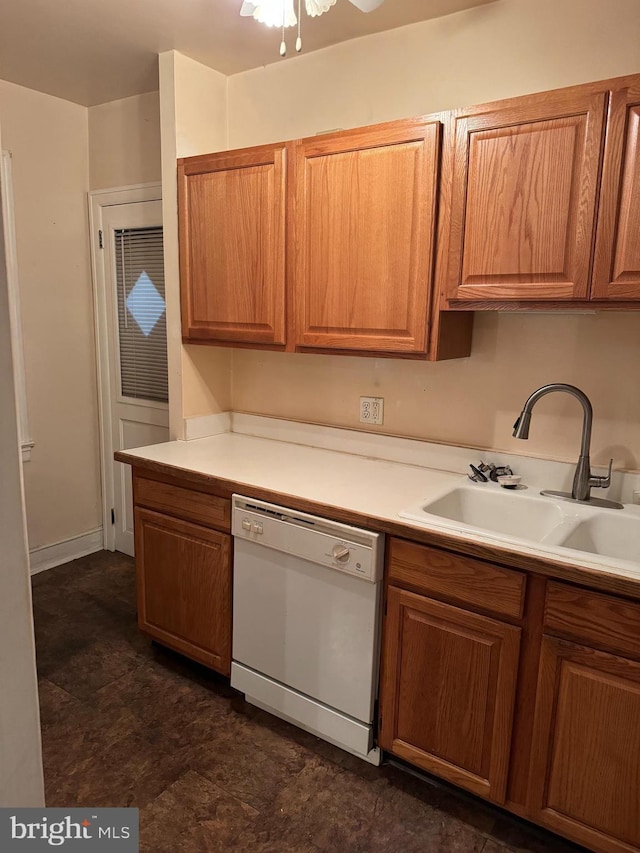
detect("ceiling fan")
[240,0,386,55]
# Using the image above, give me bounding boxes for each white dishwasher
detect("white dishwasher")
[231,495,384,765]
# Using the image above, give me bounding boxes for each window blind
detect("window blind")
[115,226,168,403]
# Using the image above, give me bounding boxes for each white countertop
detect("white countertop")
[123,431,461,521]
[120,420,640,588]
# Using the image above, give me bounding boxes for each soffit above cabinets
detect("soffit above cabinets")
[0,0,497,107]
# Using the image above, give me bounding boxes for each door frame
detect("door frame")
[88,183,162,551]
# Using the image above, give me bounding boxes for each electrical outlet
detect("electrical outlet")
[360,397,384,425]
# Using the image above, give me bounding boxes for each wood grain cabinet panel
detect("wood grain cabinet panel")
[135,507,232,675]
[178,144,287,345]
[292,120,441,354]
[544,581,640,662]
[592,81,640,299]
[529,637,640,853]
[446,90,606,301]
[388,537,526,620]
[379,586,521,803]
[134,474,231,532]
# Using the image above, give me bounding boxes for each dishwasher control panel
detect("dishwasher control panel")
[232,495,384,583]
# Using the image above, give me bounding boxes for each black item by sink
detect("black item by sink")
[468,462,513,483]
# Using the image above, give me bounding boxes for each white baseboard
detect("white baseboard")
[184,411,231,441]
[29,528,104,576]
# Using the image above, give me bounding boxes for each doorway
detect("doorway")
[90,186,169,556]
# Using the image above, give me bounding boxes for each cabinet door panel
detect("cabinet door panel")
[446,91,606,301]
[293,121,440,353]
[592,83,640,299]
[529,637,640,852]
[135,507,232,674]
[178,144,286,345]
[379,586,521,803]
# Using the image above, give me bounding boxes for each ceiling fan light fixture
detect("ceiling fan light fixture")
[305,0,338,17]
[240,0,385,57]
[348,0,384,10]
[241,0,297,28]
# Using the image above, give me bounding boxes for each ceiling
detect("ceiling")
[0,0,496,107]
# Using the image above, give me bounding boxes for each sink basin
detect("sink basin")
[400,484,566,542]
[400,480,640,569]
[558,513,640,563]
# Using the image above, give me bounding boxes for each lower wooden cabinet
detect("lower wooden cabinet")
[134,507,232,675]
[528,636,640,853]
[380,546,640,853]
[379,584,521,804]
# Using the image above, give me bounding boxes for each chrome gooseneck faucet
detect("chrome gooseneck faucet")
[512,383,623,509]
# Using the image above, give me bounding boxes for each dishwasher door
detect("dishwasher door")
[233,537,381,724]
[231,496,383,763]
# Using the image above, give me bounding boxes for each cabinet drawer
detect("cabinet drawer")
[545,581,640,661]
[388,538,526,620]
[134,475,230,532]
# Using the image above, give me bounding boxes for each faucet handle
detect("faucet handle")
[590,458,613,490]
[468,464,489,483]
[468,462,513,483]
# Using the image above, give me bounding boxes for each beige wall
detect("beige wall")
[217,0,640,470]
[232,314,640,470]
[88,91,161,190]
[227,0,640,145]
[0,80,101,550]
[159,51,231,436]
[173,55,227,158]
[0,119,44,806]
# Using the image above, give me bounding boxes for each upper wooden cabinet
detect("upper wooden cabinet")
[444,88,607,302]
[592,79,640,300]
[178,143,287,346]
[176,73,640,352]
[292,121,441,354]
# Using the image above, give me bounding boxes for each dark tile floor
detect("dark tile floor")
[32,551,585,853]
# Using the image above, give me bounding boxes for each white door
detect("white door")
[93,192,169,556]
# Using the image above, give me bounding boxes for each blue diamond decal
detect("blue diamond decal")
[126,272,165,336]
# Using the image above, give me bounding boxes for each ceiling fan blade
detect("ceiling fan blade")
[240,1,257,16]
[347,0,385,11]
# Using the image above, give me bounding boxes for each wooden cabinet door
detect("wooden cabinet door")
[529,637,640,853]
[379,586,521,803]
[135,507,232,675]
[292,120,440,354]
[592,81,640,300]
[178,143,287,345]
[445,89,606,302]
